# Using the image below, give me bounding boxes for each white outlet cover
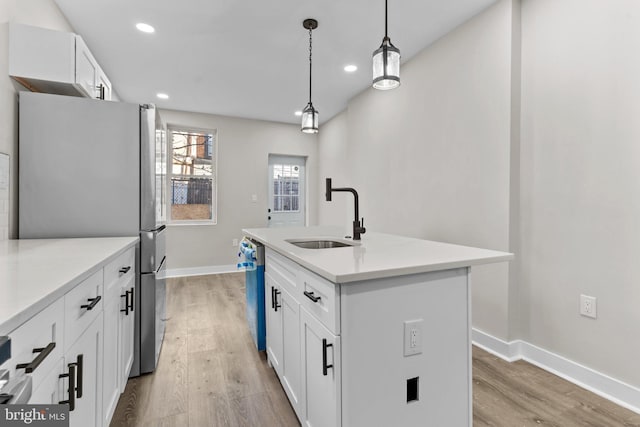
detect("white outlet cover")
[403,319,423,356]
[580,294,597,319]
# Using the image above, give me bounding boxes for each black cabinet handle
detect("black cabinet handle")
[121,289,134,315]
[119,266,131,275]
[274,289,281,312]
[129,288,134,312]
[271,286,275,309]
[16,342,56,373]
[75,354,83,398]
[97,83,105,100]
[59,362,76,411]
[120,291,129,315]
[304,291,321,303]
[81,295,101,311]
[322,338,333,376]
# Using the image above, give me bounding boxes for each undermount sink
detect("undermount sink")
[286,239,356,249]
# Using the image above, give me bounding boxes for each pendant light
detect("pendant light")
[301,18,319,134]
[372,0,400,90]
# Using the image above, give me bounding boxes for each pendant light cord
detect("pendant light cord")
[308,27,313,104]
[385,0,388,38]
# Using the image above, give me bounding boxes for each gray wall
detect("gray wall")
[318,0,516,340]
[0,0,73,239]
[318,0,640,390]
[520,0,640,386]
[160,109,318,270]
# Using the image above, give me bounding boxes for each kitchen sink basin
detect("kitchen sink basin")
[286,239,356,249]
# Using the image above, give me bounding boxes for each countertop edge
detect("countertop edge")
[243,228,514,284]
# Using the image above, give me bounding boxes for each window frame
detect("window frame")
[166,125,218,226]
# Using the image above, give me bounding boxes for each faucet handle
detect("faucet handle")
[360,218,366,234]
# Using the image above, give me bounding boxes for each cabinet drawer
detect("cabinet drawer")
[65,270,103,351]
[8,298,64,392]
[298,267,340,335]
[265,249,298,295]
[104,247,135,300]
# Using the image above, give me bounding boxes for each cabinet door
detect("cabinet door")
[119,279,135,391]
[301,308,341,427]
[280,287,302,419]
[75,35,98,98]
[66,312,103,427]
[265,274,283,377]
[102,290,123,425]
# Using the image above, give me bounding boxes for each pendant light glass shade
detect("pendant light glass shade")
[301,102,318,134]
[372,0,400,90]
[301,19,319,134]
[372,37,400,90]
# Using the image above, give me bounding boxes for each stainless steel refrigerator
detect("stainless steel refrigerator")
[18,91,167,377]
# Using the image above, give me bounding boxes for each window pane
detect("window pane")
[272,163,300,212]
[170,129,216,222]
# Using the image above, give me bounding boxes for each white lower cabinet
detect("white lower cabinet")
[300,307,341,427]
[102,248,135,426]
[1,243,136,427]
[264,247,472,427]
[265,274,284,377]
[65,313,103,427]
[265,251,339,426]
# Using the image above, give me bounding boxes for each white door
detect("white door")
[268,155,306,227]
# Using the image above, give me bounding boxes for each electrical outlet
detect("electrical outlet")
[251,194,258,203]
[580,294,597,319]
[403,319,423,356]
[232,238,239,247]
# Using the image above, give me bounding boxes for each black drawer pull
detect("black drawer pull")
[322,338,333,376]
[119,266,131,275]
[16,342,56,373]
[304,291,321,303]
[81,295,102,311]
[274,289,281,312]
[59,362,76,411]
[75,354,84,399]
[271,286,275,309]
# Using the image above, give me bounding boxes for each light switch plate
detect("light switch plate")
[404,319,423,356]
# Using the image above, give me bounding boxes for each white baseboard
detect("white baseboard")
[472,328,640,414]
[166,264,238,278]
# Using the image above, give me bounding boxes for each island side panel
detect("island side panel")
[340,267,471,427]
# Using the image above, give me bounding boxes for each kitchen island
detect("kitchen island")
[243,226,512,427]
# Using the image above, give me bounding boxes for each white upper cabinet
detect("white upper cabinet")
[9,23,112,100]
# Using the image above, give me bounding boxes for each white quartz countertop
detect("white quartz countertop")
[0,237,138,335]
[242,226,513,283]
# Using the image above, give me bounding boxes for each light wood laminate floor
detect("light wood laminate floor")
[110,273,640,427]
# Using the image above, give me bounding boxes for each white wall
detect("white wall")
[318,0,516,340]
[0,0,72,238]
[160,109,318,270]
[520,0,640,386]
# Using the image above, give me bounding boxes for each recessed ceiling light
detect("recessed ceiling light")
[136,23,155,33]
[294,111,302,117]
[156,93,169,100]
[344,65,358,73]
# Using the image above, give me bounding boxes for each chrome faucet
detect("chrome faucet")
[325,178,366,240]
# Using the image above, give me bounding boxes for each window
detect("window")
[168,127,217,224]
[272,163,300,212]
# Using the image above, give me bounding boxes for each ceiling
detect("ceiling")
[53,0,497,125]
